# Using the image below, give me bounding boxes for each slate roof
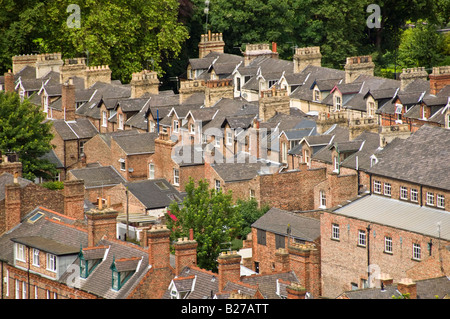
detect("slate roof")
[252,207,321,242]
[210,157,281,182]
[163,266,219,299]
[125,178,184,209]
[339,276,450,299]
[51,118,98,140]
[367,125,450,190]
[69,166,127,188]
[39,149,64,169]
[112,132,158,155]
[0,173,33,201]
[311,125,350,163]
[340,131,382,171]
[238,271,300,299]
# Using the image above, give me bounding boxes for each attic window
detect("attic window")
[79,250,101,279]
[395,104,403,114]
[110,258,136,291]
[155,181,169,190]
[28,212,44,224]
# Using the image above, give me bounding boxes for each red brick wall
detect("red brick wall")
[83,134,112,166]
[320,210,450,298]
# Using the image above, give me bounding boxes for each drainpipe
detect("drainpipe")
[366,224,371,288]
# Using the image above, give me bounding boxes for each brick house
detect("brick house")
[320,194,450,298]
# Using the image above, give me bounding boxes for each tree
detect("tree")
[235,198,269,239]
[0,0,189,84]
[0,92,57,180]
[397,21,447,68]
[166,178,242,271]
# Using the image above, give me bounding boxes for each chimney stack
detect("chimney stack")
[5,181,22,232]
[399,67,428,91]
[174,236,198,276]
[274,248,290,272]
[62,78,76,121]
[63,179,85,220]
[344,56,375,83]
[198,32,225,59]
[429,66,450,95]
[286,282,307,299]
[130,70,159,98]
[397,278,417,299]
[293,47,322,73]
[85,207,119,247]
[146,224,171,269]
[4,70,15,93]
[217,251,241,292]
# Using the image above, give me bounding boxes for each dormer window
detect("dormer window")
[110,257,137,291]
[368,101,375,117]
[335,96,341,111]
[314,88,321,102]
[173,120,179,133]
[79,249,102,279]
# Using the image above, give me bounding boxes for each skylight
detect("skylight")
[28,212,44,224]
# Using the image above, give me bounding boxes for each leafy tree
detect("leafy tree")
[0,92,57,181]
[166,178,242,271]
[397,21,447,68]
[235,198,269,239]
[0,0,189,83]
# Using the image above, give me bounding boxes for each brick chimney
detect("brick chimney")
[85,207,119,247]
[399,67,428,91]
[397,278,417,299]
[274,248,290,272]
[286,282,307,299]
[204,78,234,107]
[288,242,321,298]
[60,58,87,84]
[35,53,63,79]
[293,46,322,73]
[62,78,76,121]
[130,70,159,98]
[344,56,375,83]
[243,43,277,66]
[4,70,15,93]
[63,179,85,220]
[198,31,225,59]
[0,155,22,177]
[174,236,198,276]
[12,53,38,74]
[146,224,171,269]
[217,251,241,292]
[429,66,450,95]
[85,65,111,89]
[5,177,21,232]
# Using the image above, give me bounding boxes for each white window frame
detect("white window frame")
[282,142,287,163]
[32,248,40,267]
[119,158,126,171]
[335,96,341,111]
[46,253,57,272]
[102,111,107,127]
[149,121,155,133]
[319,190,326,208]
[173,120,179,133]
[15,279,20,299]
[118,113,124,130]
[215,180,221,192]
[384,183,391,197]
[411,189,418,202]
[22,281,26,299]
[373,180,381,194]
[333,156,339,172]
[173,169,180,186]
[190,123,195,135]
[226,131,233,145]
[437,194,445,209]
[426,192,434,206]
[148,163,155,180]
[250,189,255,200]
[16,244,25,262]
[385,236,393,254]
[331,224,340,240]
[368,101,375,117]
[214,136,220,148]
[413,243,421,261]
[358,230,366,247]
[400,186,408,200]
[314,88,320,102]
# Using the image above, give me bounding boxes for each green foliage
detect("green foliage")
[166,178,242,271]
[0,92,57,181]
[0,0,189,83]
[235,198,269,239]
[397,21,447,68]
[41,180,64,190]
[392,292,410,299]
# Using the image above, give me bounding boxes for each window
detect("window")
[331,224,340,241]
[79,251,101,279]
[190,123,195,134]
[257,229,266,246]
[373,180,381,194]
[173,120,179,133]
[358,230,366,247]
[275,234,285,249]
[250,189,255,200]
[214,136,220,147]
[411,189,418,202]
[119,158,126,171]
[335,96,341,111]
[413,243,421,260]
[15,279,20,299]
[47,253,57,272]
[370,156,377,167]
[173,169,180,186]
[333,156,339,172]
[32,249,40,267]
[118,113,124,130]
[16,244,25,262]
[149,121,156,132]
[282,142,287,163]
[384,183,391,197]
[385,236,393,254]
[226,131,233,145]
[148,163,155,180]
[368,101,376,117]
[22,281,26,299]
[400,186,408,200]
[314,88,320,102]
[102,111,107,127]
[215,179,221,192]
[426,192,434,206]
[437,194,445,208]
[319,190,326,208]
[79,140,86,156]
